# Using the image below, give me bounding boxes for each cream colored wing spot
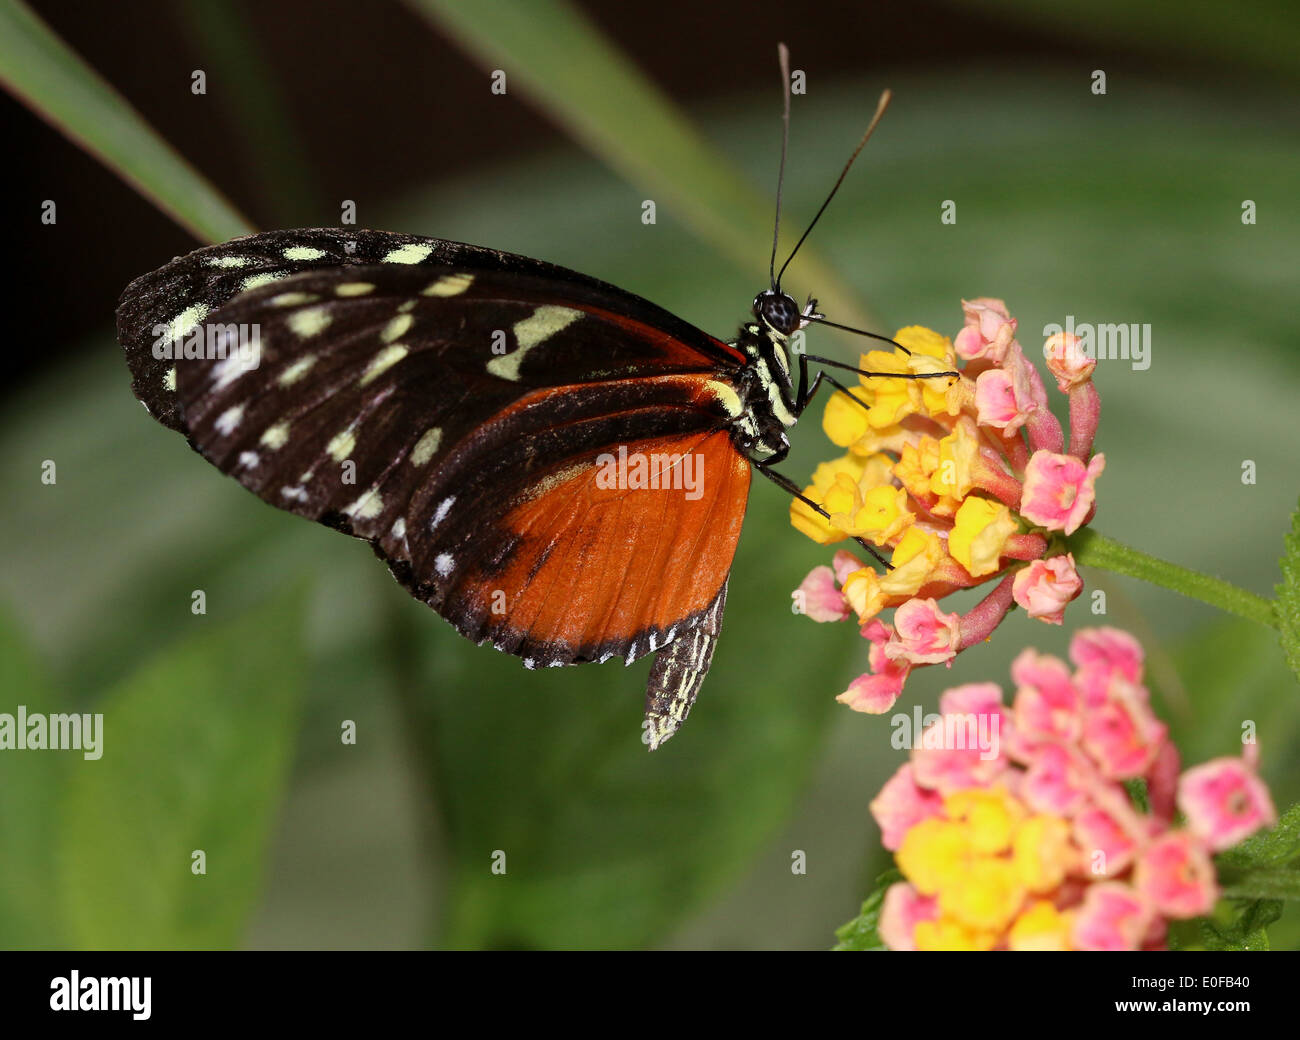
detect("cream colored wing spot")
[287,306,331,339]
[271,291,320,307]
[282,246,326,261]
[487,306,584,381]
[277,355,318,386]
[240,271,286,292]
[422,272,474,297]
[381,314,413,343]
[207,256,248,268]
[335,282,375,297]
[359,345,409,386]
[167,304,209,342]
[382,243,433,264]
[326,424,358,462]
[259,422,290,450]
[410,427,443,466]
[163,366,177,392]
[345,488,384,520]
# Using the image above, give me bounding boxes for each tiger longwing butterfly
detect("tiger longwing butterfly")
[115,52,953,749]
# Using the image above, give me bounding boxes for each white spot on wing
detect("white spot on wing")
[326,424,357,462]
[288,306,331,338]
[241,272,285,292]
[259,422,290,450]
[422,272,474,297]
[335,282,374,297]
[215,404,245,435]
[210,353,245,390]
[168,304,209,342]
[487,305,584,381]
[271,291,319,307]
[434,553,454,577]
[429,495,455,529]
[345,488,384,520]
[237,451,259,469]
[390,518,406,540]
[282,246,326,261]
[163,366,177,392]
[382,243,433,264]
[411,427,443,467]
[277,354,317,385]
[359,344,408,386]
[381,314,413,343]
[280,485,308,503]
[207,256,248,268]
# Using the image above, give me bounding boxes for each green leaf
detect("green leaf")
[407,0,874,325]
[1198,899,1282,951]
[1275,499,1300,684]
[833,870,902,951]
[0,608,70,948]
[1219,802,1300,871]
[0,0,252,243]
[57,592,305,949]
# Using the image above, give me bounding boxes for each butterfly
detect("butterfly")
[115,56,953,749]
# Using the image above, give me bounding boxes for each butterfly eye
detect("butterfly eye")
[752,290,800,336]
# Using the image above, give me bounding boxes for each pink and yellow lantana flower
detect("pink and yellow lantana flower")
[868,628,1276,951]
[792,300,1104,712]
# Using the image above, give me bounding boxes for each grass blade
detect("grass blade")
[0,0,253,243]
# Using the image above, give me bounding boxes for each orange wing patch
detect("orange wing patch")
[453,428,750,665]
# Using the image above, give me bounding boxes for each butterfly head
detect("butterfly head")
[752,289,802,339]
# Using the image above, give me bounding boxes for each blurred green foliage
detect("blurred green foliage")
[1,0,1298,949]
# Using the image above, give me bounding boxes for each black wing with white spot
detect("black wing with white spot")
[115,228,742,431]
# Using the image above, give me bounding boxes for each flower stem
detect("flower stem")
[1065,530,1277,630]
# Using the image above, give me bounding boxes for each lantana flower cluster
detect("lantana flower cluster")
[792,298,1104,713]
[870,628,1277,951]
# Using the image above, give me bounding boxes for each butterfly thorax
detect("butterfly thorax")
[724,291,803,460]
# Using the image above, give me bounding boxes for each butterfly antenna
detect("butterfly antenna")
[776,88,892,289]
[769,42,792,291]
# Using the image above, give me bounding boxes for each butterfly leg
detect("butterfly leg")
[752,456,891,569]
